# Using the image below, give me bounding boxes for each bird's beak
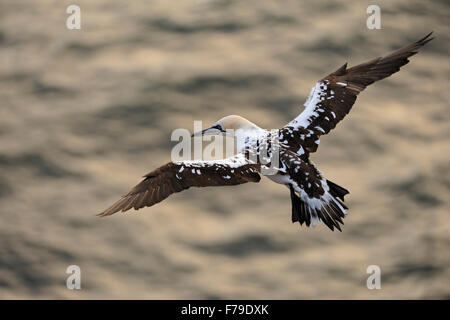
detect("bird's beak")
[191,125,226,137]
[191,128,210,137]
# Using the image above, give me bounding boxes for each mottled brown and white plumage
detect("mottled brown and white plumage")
[99,33,433,231]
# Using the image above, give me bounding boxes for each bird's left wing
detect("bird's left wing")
[98,153,260,216]
[280,32,433,155]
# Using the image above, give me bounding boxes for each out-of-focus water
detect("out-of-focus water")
[0,0,448,299]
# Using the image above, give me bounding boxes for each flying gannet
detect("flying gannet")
[99,33,433,231]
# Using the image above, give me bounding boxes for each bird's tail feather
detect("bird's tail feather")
[290,182,349,232]
[326,179,349,202]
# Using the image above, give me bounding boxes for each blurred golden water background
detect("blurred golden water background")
[0,0,449,299]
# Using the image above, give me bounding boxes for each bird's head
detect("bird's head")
[192,115,261,138]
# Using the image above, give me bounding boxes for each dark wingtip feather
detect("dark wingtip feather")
[96,209,115,217]
[332,62,348,76]
[415,32,434,49]
[419,31,433,42]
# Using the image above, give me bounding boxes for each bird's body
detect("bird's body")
[100,33,433,231]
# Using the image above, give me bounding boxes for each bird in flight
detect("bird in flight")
[100,33,433,231]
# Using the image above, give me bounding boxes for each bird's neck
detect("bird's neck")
[235,126,268,153]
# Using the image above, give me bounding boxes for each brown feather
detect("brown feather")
[99,156,261,217]
[280,33,433,156]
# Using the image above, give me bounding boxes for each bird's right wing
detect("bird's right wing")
[280,32,433,156]
[98,153,260,216]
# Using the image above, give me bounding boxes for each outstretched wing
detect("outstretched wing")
[280,32,433,156]
[99,154,260,216]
